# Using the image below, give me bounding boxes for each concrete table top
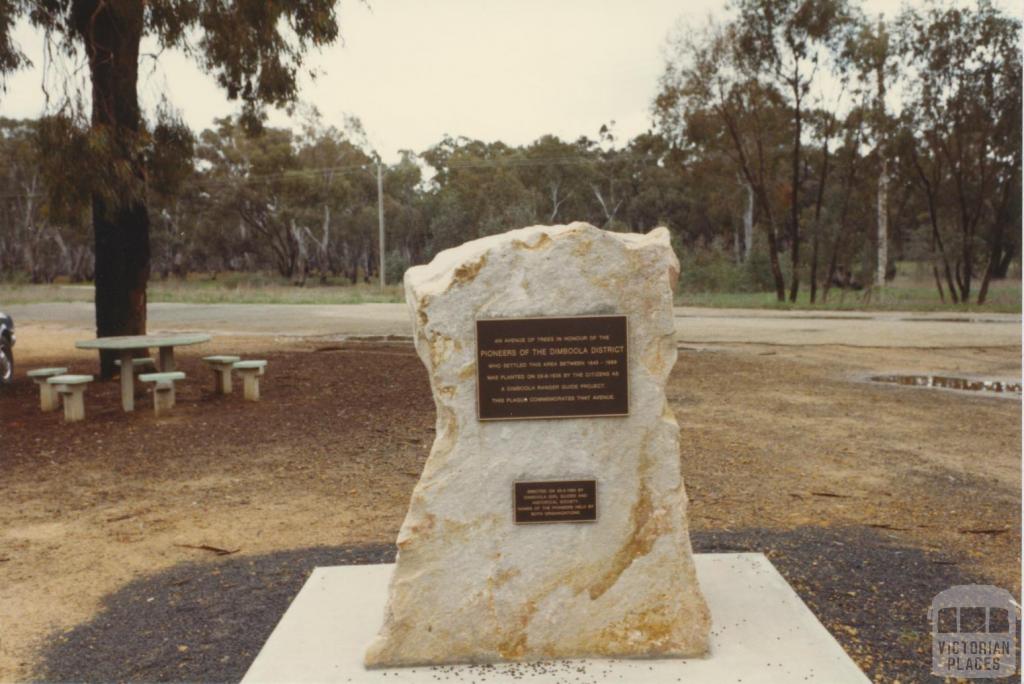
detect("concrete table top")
[75,333,211,350]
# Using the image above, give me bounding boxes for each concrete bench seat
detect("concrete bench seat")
[202,355,241,394]
[233,360,267,401]
[28,367,68,412]
[46,374,94,422]
[139,371,186,416]
[114,357,156,372]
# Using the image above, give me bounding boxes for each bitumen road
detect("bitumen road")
[7,301,1021,349]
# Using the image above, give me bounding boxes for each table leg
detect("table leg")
[120,350,135,412]
[159,347,175,372]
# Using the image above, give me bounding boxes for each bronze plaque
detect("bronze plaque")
[476,315,628,420]
[514,480,597,524]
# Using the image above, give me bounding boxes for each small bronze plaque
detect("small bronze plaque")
[514,480,597,524]
[476,315,628,420]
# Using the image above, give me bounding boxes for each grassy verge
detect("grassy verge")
[2,273,1019,312]
[0,284,95,305]
[676,281,1021,313]
[0,277,405,305]
[148,280,405,304]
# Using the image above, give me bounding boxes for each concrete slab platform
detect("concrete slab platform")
[243,553,869,683]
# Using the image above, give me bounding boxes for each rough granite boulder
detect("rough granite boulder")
[365,222,710,667]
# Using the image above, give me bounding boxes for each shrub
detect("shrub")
[676,239,777,294]
[386,250,410,285]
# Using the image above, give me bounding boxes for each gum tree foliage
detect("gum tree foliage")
[660,1,857,303]
[0,117,91,282]
[419,131,689,257]
[197,119,306,282]
[657,20,791,300]
[616,132,697,244]
[517,135,595,224]
[657,0,1020,304]
[896,0,1021,304]
[1,116,73,286]
[819,104,870,299]
[421,137,539,252]
[2,2,1019,308]
[0,114,191,283]
[731,0,856,302]
[0,1,339,375]
[843,14,899,292]
[193,116,383,284]
[292,117,380,284]
[382,150,428,270]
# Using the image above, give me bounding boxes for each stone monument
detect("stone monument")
[365,222,710,667]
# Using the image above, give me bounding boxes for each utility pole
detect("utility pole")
[377,162,385,290]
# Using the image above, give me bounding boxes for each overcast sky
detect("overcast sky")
[1,0,1019,162]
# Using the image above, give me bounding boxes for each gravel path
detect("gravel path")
[35,527,1016,684]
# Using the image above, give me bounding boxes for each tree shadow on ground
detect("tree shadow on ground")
[36,528,1014,683]
[36,544,396,684]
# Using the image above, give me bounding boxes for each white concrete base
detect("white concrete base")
[243,553,868,683]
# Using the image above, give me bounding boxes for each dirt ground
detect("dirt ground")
[1,322,1020,682]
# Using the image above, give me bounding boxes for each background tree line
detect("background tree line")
[1,0,1019,305]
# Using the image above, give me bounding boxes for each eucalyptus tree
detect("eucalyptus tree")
[657,19,789,300]
[617,132,697,240]
[846,14,898,290]
[517,135,594,224]
[803,103,844,302]
[0,1,339,374]
[585,124,632,230]
[0,118,54,279]
[382,150,429,269]
[147,112,197,280]
[897,0,1021,304]
[421,137,536,253]
[732,0,855,301]
[820,105,869,301]
[193,116,378,284]
[293,115,378,281]
[195,119,302,281]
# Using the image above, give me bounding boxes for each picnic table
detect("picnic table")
[75,333,211,411]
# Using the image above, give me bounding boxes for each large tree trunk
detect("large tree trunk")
[981,158,1020,302]
[766,220,785,302]
[876,157,888,288]
[74,0,148,378]
[977,174,1015,304]
[787,77,802,303]
[733,220,741,263]
[958,236,972,303]
[994,245,1015,278]
[809,225,820,304]
[910,147,959,304]
[932,265,946,303]
[809,125,834,305]
[874,51,889,291]
[742,178,754,262]
[976,257,996,305]
[753,183,785,302]
[717,105,783,301]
